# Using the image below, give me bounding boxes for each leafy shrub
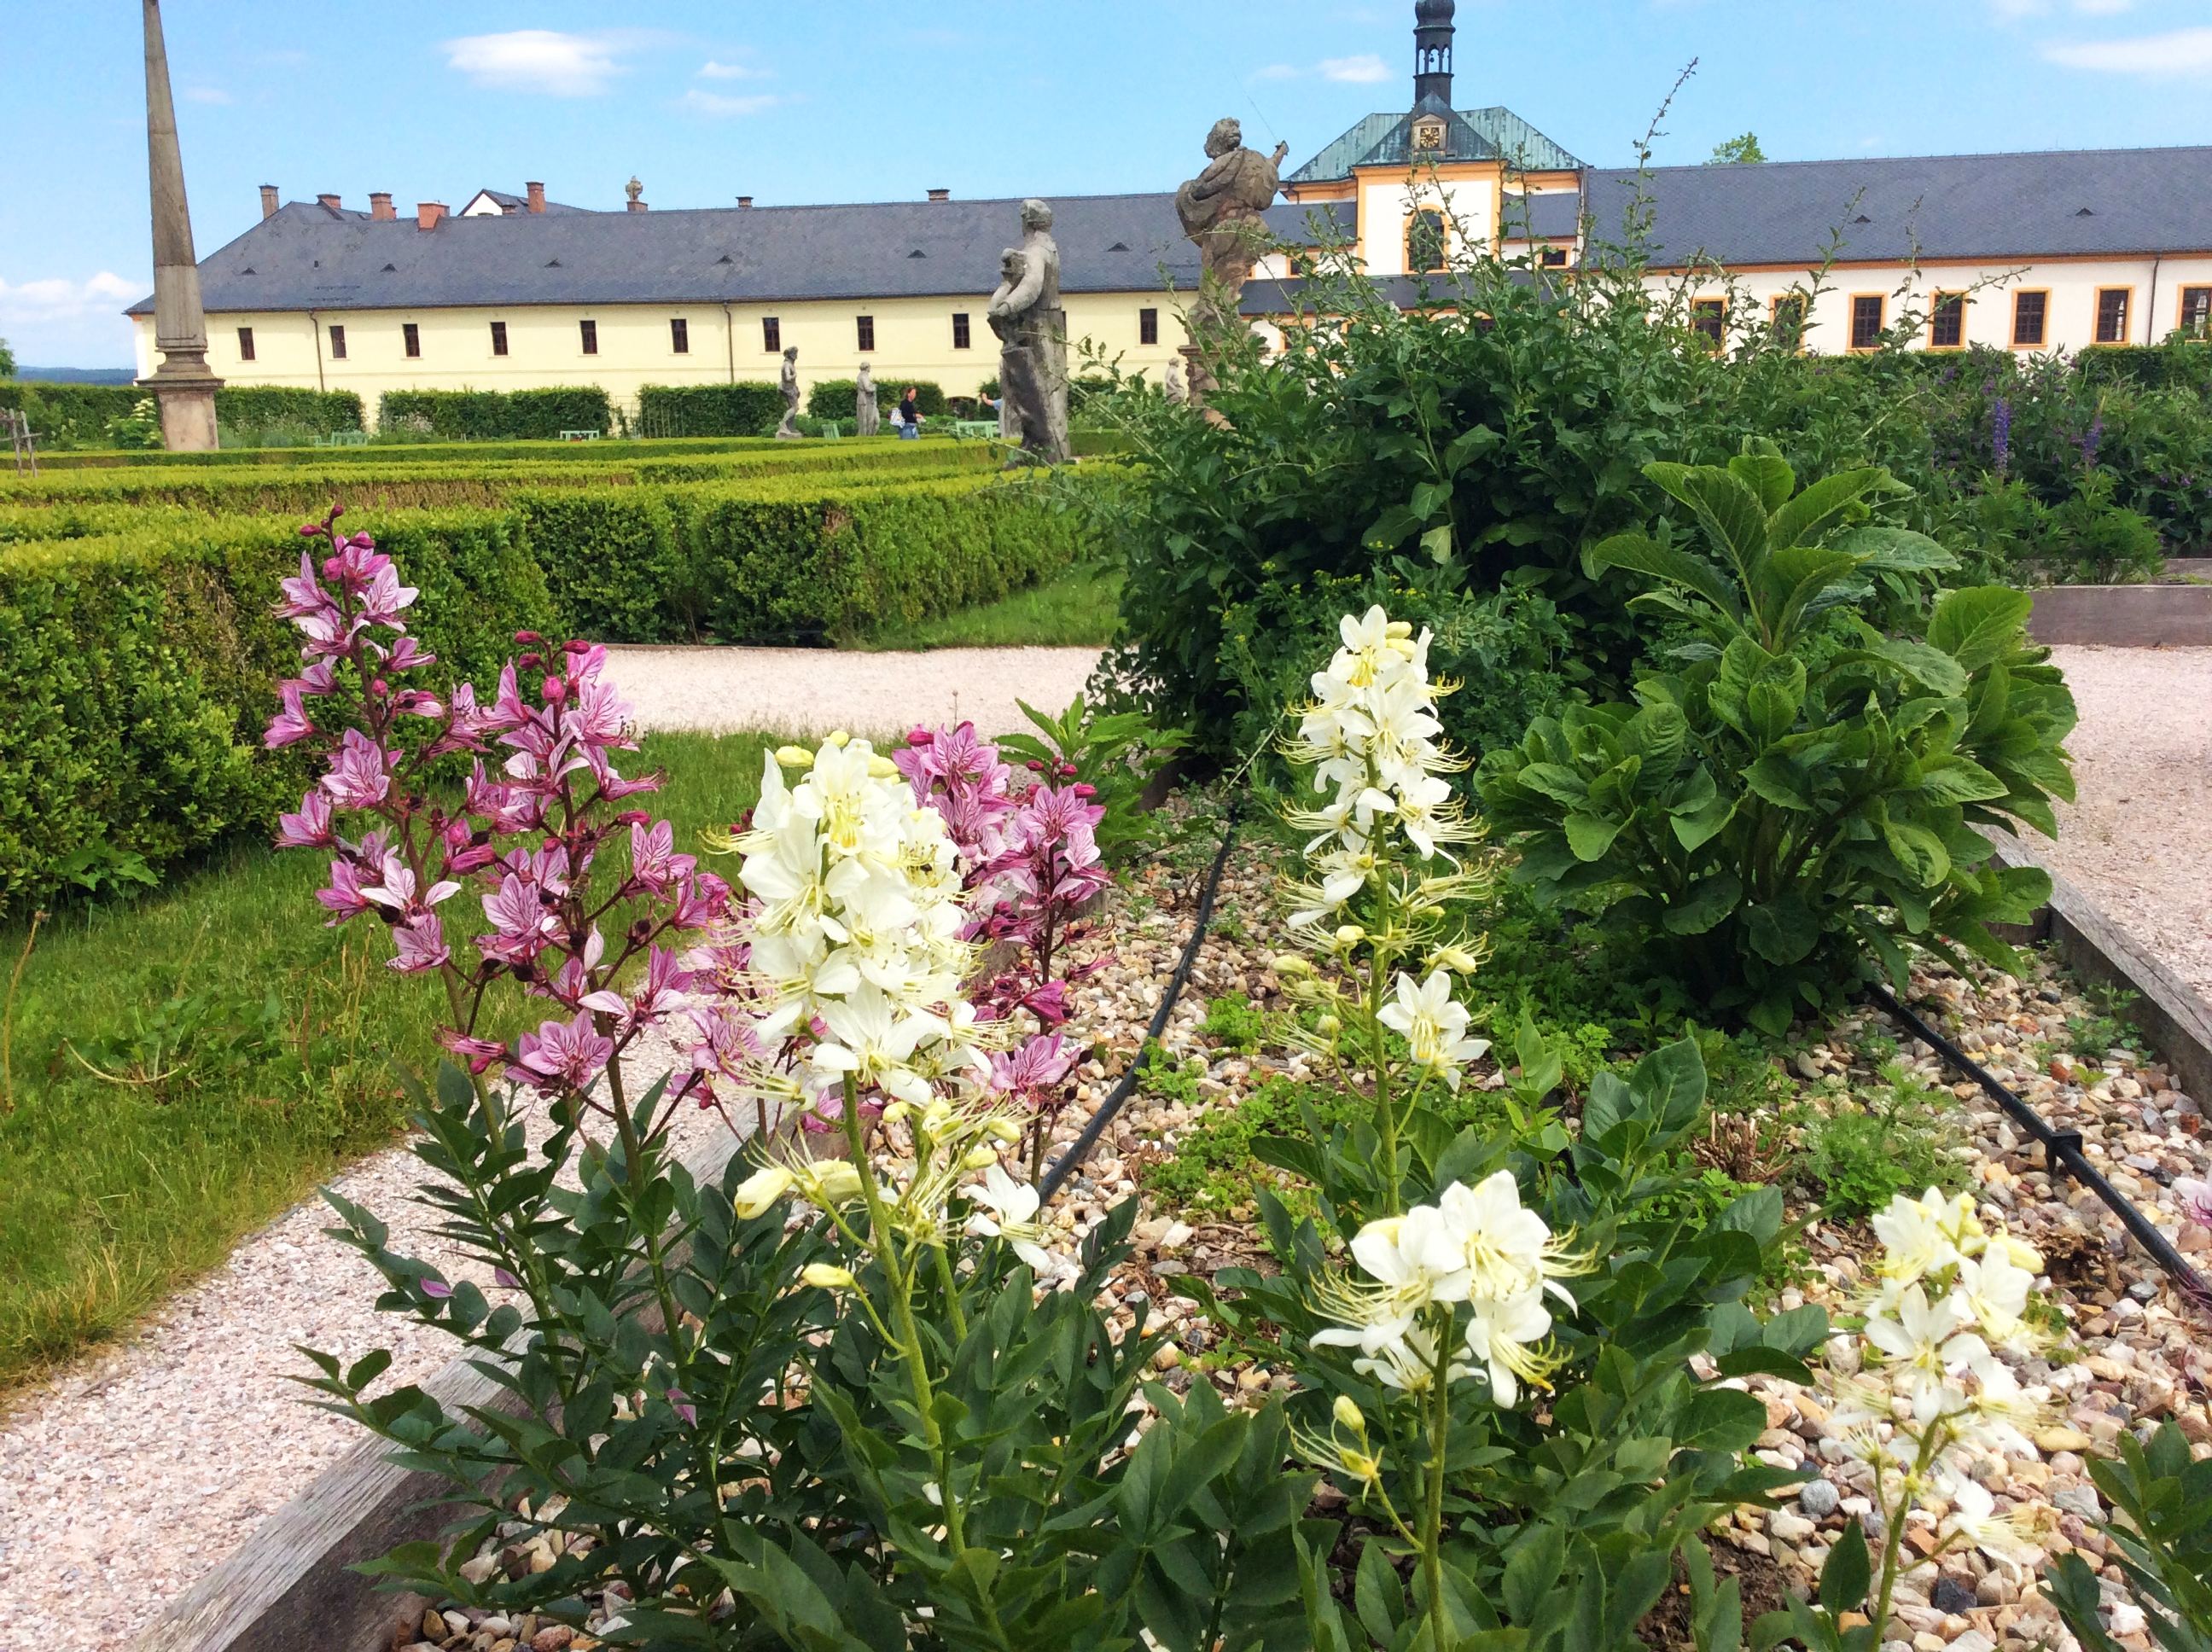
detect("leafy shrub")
[1795,1064,1967,1219]
[206,386,365,439]
[1476,447,2075,1032]
[377,386,613,441]
[0,382,361,450]
[2048,1421,2212,1652]
[992,691,1187,864]
[810,378,946,422]
[634,381,786,437]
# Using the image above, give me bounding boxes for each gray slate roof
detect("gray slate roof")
[1590,147,2212,267]
[130,193,1353,316]
[1289,103,1585,183]
[473,189,590,216]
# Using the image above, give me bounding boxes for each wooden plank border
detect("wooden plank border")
[2028,585,2212,648]
[143,1126,748,1652]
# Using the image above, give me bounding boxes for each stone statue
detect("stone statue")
[984,199,1070,464]
[625,176,644,207]
[1175,118,1289,371]
[1163,361,1187,404]
[138,0,221,451]
[775,346,802,439]
[855,363,880,437]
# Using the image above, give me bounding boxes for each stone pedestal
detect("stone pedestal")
[143,367,222,451]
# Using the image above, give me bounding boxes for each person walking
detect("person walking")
[894,387,923,440]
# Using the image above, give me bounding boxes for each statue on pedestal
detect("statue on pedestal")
[855,363,879,437]
[138,0,222,451]
[775,346,802,439]
[1174,118,1288,404]
[1163,361,1187,405]
[984,199,1070,465]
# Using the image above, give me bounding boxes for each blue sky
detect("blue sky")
[6,0,2212,366]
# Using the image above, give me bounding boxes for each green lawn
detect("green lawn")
[852,560,1123,651]
[0,730,772,1395]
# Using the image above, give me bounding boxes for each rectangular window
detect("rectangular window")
[402,323,421,359]
[2183,287,2212,340]
[2094,288,2131,346]
[329,323,347,360]
[1771,293,1807,350]
[856,315,876,352]
[1691,297,1726,350]
[1930,292,1966,350]
[579,319,598,356]
[763,317,781,352]
[951,312,972,350]
[490,321,509,357]
[236,326,255,362]
[2011,290,2048,348]
[1540,246,1569,268]
[1138,307,1161,346]
[670,317,690,354]
[1849,294,1885,351]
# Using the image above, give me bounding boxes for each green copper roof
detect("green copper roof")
[1288,102,1584,183]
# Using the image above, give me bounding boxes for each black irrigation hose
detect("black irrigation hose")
[1867,983,2211,1307]
[1039,802,1243,1204]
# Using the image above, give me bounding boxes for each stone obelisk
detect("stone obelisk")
[137,0,221,451]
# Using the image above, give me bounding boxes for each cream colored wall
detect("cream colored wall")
[137,290,1195,420]
[1650,256,2212,354]
[1359,175,1499,277]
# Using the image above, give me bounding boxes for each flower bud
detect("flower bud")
[1270,953,1313,977]
[880,1100,911,1126]
[1334,1394,1367,1435]
[1334,925,1365,947]
[825,730,851,747]
[1385,621,1412,639]
[1316,1014,1342,1037]
[963,1145,1000,1171]
[987,1117,1023,1143]
[800,1264,858,1291]
[775,745,814,770]
[868,756,899,779]
[731,1164,795,1219]
[795,1160,864,1206]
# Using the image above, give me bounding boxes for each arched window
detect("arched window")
[1406,210,1448,274]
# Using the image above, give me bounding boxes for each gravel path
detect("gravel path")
[2038,647,2212,1002]
[606,644,1103,740]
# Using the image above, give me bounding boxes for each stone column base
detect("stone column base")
[139,373,223,451]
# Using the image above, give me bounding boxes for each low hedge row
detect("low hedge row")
[379,387,614,441]
[35,433,796,470]
[0,509,554,915]
[2076,340,2212,395]
[0,470,1077,912]
[810,380,948,422]
[633,383,788,438]
[0,383,364,449]
[0,441,997,515]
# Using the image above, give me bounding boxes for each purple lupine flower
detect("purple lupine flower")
[1991,397,2012,478]
[2079,414,2104,469]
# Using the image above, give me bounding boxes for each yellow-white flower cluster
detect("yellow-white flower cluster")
[1284,605,1477,928]
[735,735,987,1111]
[1831,1188,2053,1573]
[1312,1171,1587,1405]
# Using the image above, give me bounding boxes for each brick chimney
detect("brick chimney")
[259,183,280,219]
[737,195,754,209]
[317,192,343,212]
[527,181,545,214]
[627,199,648,213]
[369,192,395,221]
[927,188,951,202]
[416,201,447,231]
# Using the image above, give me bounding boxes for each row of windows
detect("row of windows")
[1685,284,2212,353]
[236,307,1171,364]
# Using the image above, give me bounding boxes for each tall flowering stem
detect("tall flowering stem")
[896,722,1112,1179]
[264,507,731,1143]
[1276,606,1491,1213]
[1818,1188,2053,1643]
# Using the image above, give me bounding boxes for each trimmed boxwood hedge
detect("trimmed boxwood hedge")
[635,383,788,438]
[379,387,614,441]
[0,509,554,915]
[0,382,363,449]
[809,379,948,422]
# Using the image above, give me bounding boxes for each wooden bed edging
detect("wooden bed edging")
[1989,832,2212,1108]
[2028,583,2212,648]
[142,1126,748,1652]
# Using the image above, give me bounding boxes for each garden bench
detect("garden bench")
[557,428,602,442]
[312,430,369,448]
[953,419,999,440]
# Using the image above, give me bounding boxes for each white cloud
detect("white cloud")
[0,271,144,324]
[698,59,768,80]
[2046,24,2212,73]
[444,30,628,96]
[1319,53,1393,83]
[679,89,781,118]
[182,85,232,105]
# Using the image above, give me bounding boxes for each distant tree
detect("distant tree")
[0,336,15,378]
[1706,132,1767,166]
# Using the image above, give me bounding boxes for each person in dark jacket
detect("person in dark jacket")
[894,387,923,439]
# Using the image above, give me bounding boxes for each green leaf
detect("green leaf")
[1928,586,2034,671]
[1769,466,1891,552]
[1729,448,1796,512]
[1420,522,1454,564]
[1646,463,1773,586]
[1742,754,1814,811]
[1663,871,1743,934]
[1819,1518,1871,1614]
[1565,811,1625,862]
[1883,820,1951,887]
[1831,524,1959,574]
[1743,896,1819,965]
[1590,530,1742,617]
[1502,1525,1566,1624]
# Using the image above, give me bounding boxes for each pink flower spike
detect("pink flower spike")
[319,729,393,809]
[265,682,317,749]
[317,857,376,924]
[437,1029,509,1075]
[388,916,451,974]
[513,1015,615,1096]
